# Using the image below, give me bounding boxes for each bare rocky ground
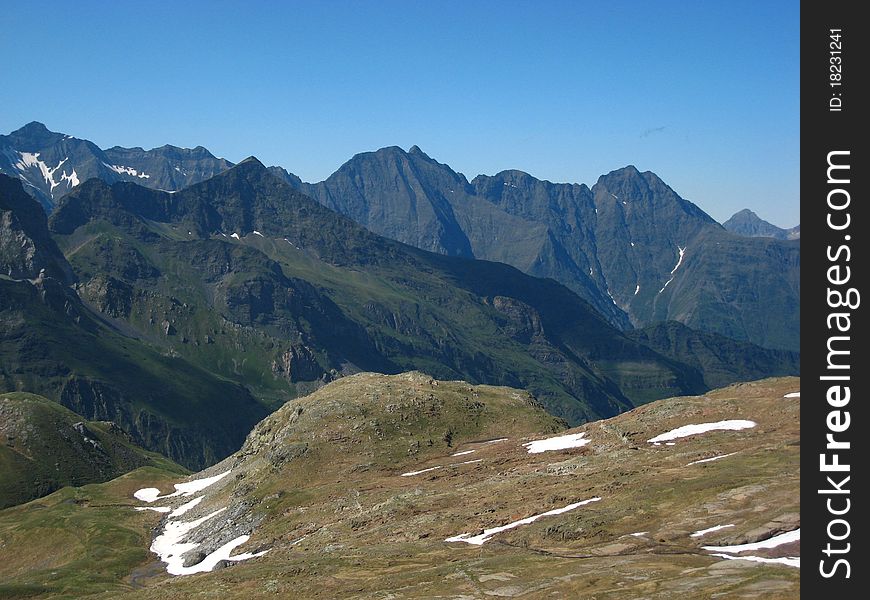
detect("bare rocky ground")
[0,373,799,599]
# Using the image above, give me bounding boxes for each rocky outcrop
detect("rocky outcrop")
[0,175,74,282]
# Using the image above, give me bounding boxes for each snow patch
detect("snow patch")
[133,471,232,503]
[400,466,442,477]
[253,230,264,237]
[630,531,648,537]
[709,553,800,568]
[170,496,204,519]
[523,432,589,454]
[701,528,800,553]
[648,420,756,444]
[658,245,686,293]
[634,284,640,295]
[452,450,476,457]
[691,523,734,538]
[150,508,270,575]
[105,163,150,179]
[784,392,800,398]
[14,152,80,192]
[231,233,240,239]
[134,488,163,503]
[445,497,601,545]
[687,452,737,466]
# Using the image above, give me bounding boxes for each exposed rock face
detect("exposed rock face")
[0,175,74,282]
[490,296,545,343]
[296,149,799,351]
[271,346,324,383]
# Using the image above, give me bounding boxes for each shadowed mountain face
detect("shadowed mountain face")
[41,160,719,427]
[723,208,800,240]
[1,175,270,470]
[293,148,800,350]
[625,321,800,390]
[0,122,232,211]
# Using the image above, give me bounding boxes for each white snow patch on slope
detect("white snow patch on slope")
[231,233,240,239]
[253,230,264,237]
[701,528,800,553]
[658,245,686,293]
[687,452,737,466]
[400,466,442,477]
[14,152,81,192]
[133,470,231,503]
[648,420,756,444]
[691,523,734,538]
[105,163,150,179]
[134,488,164,503]
[634,284,640,295]
[709,553,800,568]
[452,450,476,456]
[170,496,203,519]
[784,392,800,398]
[445,497,601,545]
[523,432,589,454]
[132,470,270,576]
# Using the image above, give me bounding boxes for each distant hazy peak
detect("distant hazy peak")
[723,208,799,240]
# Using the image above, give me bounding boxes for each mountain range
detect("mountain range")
[2,123,799,351]
[0,122,232,211]
[0,120,802,596]
[1,153,798,469]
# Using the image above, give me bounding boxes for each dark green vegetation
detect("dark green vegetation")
[0,392,186,508]
[44,160,709,426]
[723,209,800,240]
[1,175,269,470]
[0,467,185,599]
[626,321,800,390]
[284,146,800,350]
[0,122,231,211]
[0,374,800,599]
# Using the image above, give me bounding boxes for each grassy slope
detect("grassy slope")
[0,375,799,599]
[0,276,269,470]
[0,467,183,599]
[0,392,186,509]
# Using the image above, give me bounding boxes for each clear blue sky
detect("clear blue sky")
[1,0,799,227]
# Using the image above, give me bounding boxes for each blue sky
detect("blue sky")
[1,1,798,226]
